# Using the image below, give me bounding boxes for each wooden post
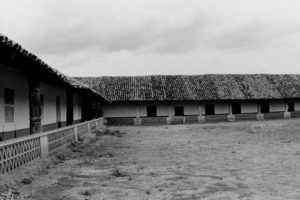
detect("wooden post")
[284,101,291,119]
[66,89,74,126]
[136,103,140,118]
[167,102,172,124]
[257,102,263,120]
[29,79,42,134]
[228,102,235,122]
[197,102,205,123]
[134,102,142,125]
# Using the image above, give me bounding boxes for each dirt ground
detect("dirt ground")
[1,119,300,200]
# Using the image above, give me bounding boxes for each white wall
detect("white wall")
[40,82,67,125]
[170,102,198,115]
[104,101,200,117]
[0,65,30,132]
[139,102,169,117]
[215,102,230,114]
[103,102,136,117]
[294,100,300,111]
[269,101,286,112]
[73,93,82,121]
[241,102,258,113]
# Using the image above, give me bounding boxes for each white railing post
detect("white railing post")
[95,119,98,130]
[40,135,49,158]
[74,126,78,142]
[87,122,91,134]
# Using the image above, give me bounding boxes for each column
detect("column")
[257,102,263,120]
[197,102,205,122]
[167,102,172,124]
[66,89,74,125]
[29,79,42,134]
[227,102,235,122]
[134,102,142,125]
[284,102,291,119]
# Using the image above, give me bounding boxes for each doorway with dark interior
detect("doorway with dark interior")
[231,102,241,114]
[147,105,157,117]
[174,106,184,116]
[205,104,215,115]
[260,101,270,113]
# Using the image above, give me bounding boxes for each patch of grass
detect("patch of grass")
[111,167,126,177]
[29,186,73,200]
[79,190,92,196]
[55,153,66,163]
[21,177,34,185]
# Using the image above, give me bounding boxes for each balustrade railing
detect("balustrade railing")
[0,117,105,174]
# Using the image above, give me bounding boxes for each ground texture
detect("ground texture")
[1,119,300,200]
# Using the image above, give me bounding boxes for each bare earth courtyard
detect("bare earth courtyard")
[1,119,300,200]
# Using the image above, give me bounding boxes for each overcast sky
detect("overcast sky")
[1,0,300,76]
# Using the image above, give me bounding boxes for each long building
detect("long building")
[76,75,300,125]
[3,33,300,140]
[0,35,105,140]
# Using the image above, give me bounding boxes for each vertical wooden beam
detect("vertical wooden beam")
[198,102,202,116]
[134,102,142,125]
[136,102,140,118]
[284,100,291,119]
[167,101,172,124]
[227,101,235,122]
[257,101,263,120]
[257,102,261,114]
[197,102,205,123]
[66,89,73,126]
[29,79,42,134]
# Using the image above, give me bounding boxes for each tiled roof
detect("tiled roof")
[76,74,300,101]
[0,34,105,99]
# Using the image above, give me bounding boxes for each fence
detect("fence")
[205,115,228,122]
[235,113,257,121]
[263,112,285,120]
[0,117,105,174]
[185,115,199,123]
[141,117,167,125]
[106,117,135,126]
[106,111,300,126]
[291,111,300,118]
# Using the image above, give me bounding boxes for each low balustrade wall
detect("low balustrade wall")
[106,111,300,126]
[0,117,105,174]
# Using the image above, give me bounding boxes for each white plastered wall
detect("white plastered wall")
[103,102,136,117]
[169,102,198,116]
[40,82,67,125]
[139,102,169,117]
[269,101,286,112]
[215,102,230,114]
[294,100,300,111]
[0,65,30,132]
[241,102,258,113]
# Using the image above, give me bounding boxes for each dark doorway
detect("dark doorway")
[260,102,269,113]
[174,106,184,116]
[232,103,241,114]
[147,105,157,117]
[288,102,295,112]
[205,104,215,115]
